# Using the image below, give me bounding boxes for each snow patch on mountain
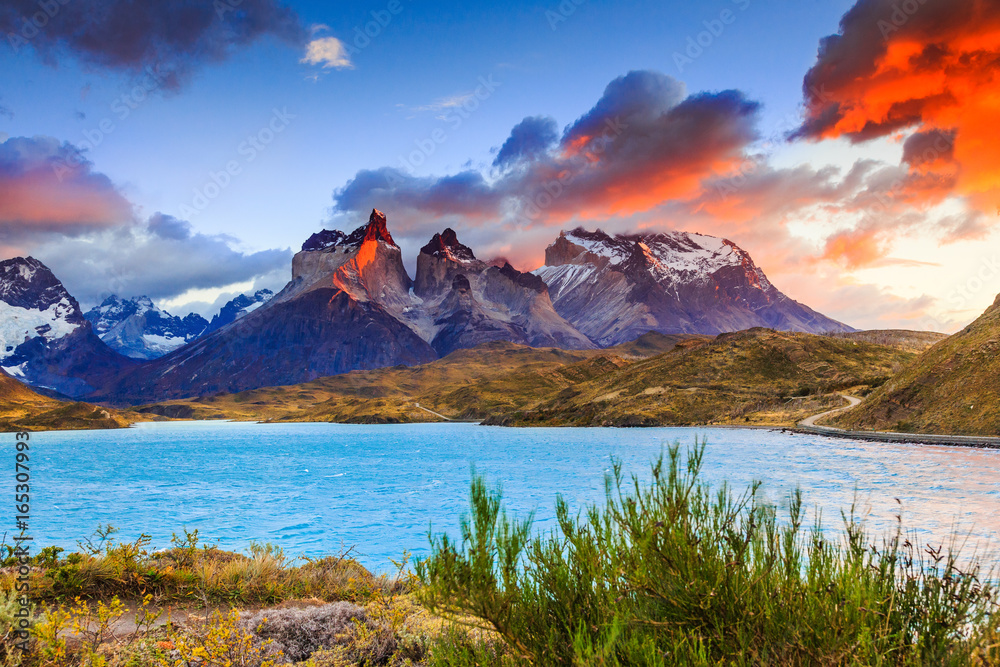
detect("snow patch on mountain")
[84,295,209,360]
[0,299,82,358]
[0,257,84,364]
[556,228,756,285]
[203,289,275,334]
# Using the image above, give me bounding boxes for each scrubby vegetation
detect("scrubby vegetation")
[832,296,1000,436]
[2,444,998,665]
[418,444,1000,665]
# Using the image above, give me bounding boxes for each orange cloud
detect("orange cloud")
[797,0,1000,212]
[335,72,761,230]
[821,228,885,268]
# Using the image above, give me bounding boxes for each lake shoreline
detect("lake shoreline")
[15,414,999,451]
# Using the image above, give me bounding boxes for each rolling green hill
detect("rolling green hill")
[831,296,1000,435]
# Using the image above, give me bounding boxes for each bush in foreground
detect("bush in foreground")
[1,442,999,665]
[417,443,1000,665]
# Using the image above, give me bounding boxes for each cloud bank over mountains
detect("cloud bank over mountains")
[2,0,997,331]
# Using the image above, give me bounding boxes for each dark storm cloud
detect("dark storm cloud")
[1,0,306,89]
[335,168,504,220]
[902,128,957,167]
[493,116,558,169]
[562,69,686,145]
[147,212,194,240]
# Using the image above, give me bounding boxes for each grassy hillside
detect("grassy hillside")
[483,328,919,427]
[142,329,921,428]
[0,370,134,432]
[138,334,701,424]
[824,329,947,353]
[832,297,1000,435]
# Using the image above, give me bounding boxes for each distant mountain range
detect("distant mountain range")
[0,209,853,404]
[82,290,274,359]
[85,296,210,360]
[538,228,849,345]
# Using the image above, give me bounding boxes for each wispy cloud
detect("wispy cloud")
[411,92,480,113]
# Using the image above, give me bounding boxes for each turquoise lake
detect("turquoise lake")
[9,421,1000,572]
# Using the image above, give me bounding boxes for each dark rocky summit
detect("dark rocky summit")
[97,210,436,403]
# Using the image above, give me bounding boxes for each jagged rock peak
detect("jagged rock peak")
[421,228,477,263]
[301,209,397,252]
[354,208,396,247]
[496,262,546,293]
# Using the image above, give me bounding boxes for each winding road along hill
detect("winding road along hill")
[831,294,1000,436]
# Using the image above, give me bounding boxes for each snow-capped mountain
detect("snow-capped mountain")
[0,257,84,365]
[67,211,853,404]
[534,228,852,345]
[202,289,274,336]
[84,296,209,360]
[0,257,134,397]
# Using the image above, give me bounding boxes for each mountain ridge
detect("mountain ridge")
[2,210,859,404]
[535,228,851,345]
[0,257,136,397]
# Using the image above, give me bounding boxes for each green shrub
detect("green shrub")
[417,443,1000,666]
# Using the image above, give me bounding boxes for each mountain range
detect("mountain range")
[0,209,853,404]
[84,296,210,360]
[538,228,850,345]
[82,290,275,360]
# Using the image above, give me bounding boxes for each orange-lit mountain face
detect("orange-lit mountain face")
[797,0,1000,213]
[82,210,852,404]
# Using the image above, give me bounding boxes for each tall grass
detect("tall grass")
[417,443,1000,665]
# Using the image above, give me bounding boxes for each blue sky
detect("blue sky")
[1,0,853,248]
[1,0,997,331]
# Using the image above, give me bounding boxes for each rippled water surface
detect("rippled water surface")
[13,422,1000,571]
